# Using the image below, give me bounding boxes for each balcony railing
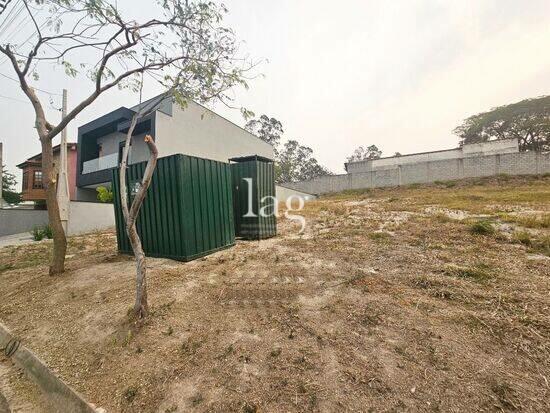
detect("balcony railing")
[82,152,119,174]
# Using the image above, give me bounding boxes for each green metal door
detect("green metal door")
[230,155,277,240]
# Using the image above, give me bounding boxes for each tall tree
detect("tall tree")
[347,145,382,162]
[244,114,331,183]
[0,0,252,275]
[277,140,332,183]
[454,95,550,152]
[245,115,283,156]
[1,165,21,204]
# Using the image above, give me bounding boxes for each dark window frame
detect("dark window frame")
[22,171,29,190]
[32,170,43,189]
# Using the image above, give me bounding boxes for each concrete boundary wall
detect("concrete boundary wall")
[284,151,550,195]
[0,209,49,237]
[0,202,114,237]
[275,185,317,203]
[67,201,115,236]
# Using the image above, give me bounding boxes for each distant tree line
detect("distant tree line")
[245,115,332,183]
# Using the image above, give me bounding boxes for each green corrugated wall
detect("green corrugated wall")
[231,159,277,239]
[112,154,235,261]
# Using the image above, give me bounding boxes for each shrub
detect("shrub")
[30,225,53,241]
[469,220,495,235]
[42,225,53,239]
[512,230,531,246]
[96,186,114,203]
[30,226,45,241]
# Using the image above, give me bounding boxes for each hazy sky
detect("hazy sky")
[1,0,550,180]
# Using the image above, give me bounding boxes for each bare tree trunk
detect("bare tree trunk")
[120,131,158,320]
[118,91,173,320]
[39,135,67,275]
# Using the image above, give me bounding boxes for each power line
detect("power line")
[0,92,26,103]
[0,0,17,22]
[0,72,62,96]
[0,0,23,38]
[0,0,14,16]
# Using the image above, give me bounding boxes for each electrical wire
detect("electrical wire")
[0,92,26,103]
[0,72,62,96]
[0,0,23,38]
[0,0,14,16]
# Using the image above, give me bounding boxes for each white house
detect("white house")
[76,95,274,201]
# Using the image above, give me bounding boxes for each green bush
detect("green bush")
[96,186,114,203]
[42,224,53,239]
[469,220,495,236]
[30,225,53,241]
[30,226,45,241]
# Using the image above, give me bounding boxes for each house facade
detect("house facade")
[17,143,78,202]
[76,96,274,201]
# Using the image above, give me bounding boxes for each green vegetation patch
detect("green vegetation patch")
[443,263,493,282]
[469,219,495,236]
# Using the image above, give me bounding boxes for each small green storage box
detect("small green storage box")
[230,155,277,240]
[112,154,235,261]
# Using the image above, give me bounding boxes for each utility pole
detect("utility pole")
[57,89,70,232]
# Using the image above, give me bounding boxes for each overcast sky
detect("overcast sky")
[2,0,550,180]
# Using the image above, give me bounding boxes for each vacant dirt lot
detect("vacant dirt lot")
[1,175,549,412]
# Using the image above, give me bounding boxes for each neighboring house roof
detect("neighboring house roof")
[91,92,272,149]
[17,143,77,169]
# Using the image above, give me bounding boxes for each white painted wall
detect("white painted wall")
[155,100,274,162]
[67,201,115,235]
[276,185,317,203]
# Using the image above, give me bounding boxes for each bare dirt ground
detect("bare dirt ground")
[0,175,549,412]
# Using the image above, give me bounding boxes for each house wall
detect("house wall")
[68,150,77,200]
[96,131,150,165]
[284,151,550,195]
[154,101,274,163]
[20,149,78,201]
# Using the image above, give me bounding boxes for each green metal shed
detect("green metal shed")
[112,154,235,261]
[230,155,277,240]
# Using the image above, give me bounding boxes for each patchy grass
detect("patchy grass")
[499,213,550,229]
[324,174,550,214]
[443,263,494,282]
[512,230,532,246]
[0,175,549,412]
[368,231,392,242]
[469,220,495,235]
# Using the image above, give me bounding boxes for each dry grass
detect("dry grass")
[0,174,549,412]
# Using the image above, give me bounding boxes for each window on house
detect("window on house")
[33,170,43,189]
[22,171,29,190]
